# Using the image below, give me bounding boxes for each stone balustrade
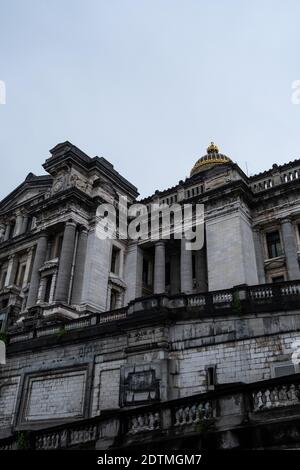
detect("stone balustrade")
[127,411,161,435]
[252,383,300,412]
[6,279,300,346]
[2,374,300,450]
[174,400,213,426]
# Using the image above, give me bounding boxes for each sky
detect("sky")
[0,0,300,199]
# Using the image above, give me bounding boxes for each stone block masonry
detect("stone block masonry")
[1,309,300,436]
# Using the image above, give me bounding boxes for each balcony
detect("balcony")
[5,279,300,345]
[1,374,300,450]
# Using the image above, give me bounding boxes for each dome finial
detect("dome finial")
[207,142,219,154]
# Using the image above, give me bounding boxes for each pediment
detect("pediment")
[0,174,52,214]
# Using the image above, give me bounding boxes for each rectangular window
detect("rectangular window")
[142,258,149,285]
[55,234,64,258]
[192,253,196,279]
[206,366,216,390]
[9,222,15,239]
[266,230,282,258]
[15,263,26,288]
[44,276,52,303]
[111,246,120,275]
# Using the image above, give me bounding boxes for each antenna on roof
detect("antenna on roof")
[245,162,249,176]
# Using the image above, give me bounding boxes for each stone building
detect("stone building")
[1,141,300,450]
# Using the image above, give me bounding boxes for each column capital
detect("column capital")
[155,240,167,247]
[79,225,88,234]
[65,219,77,228]
[36,230,48,239]
[279,217,293,225]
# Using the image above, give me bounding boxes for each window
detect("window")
[15,263,26,287]
[142,258,149,285]
[192,253,196,279]
[44,276,52,303]
[26,216,33,232]
[1,298,8,309]
[206,366,216,390]
[55,234,64,258]
[266,230,282,258]
[9,222,15,239]
[111,246,120,275]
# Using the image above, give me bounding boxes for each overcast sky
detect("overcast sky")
[0,0,300,199]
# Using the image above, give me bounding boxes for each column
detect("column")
[0,224,5,242]
[22,247,34,288]
[4,224,10,241]
[106,284,112,310]
[253,229,266,284]
[54,221,77,303]
[71,228,88,305]
[280,218,300,280]
[123,242,143,304]
[4,255,18,287]
[13,212,23,237]
[180,237,193,293]
[49,272,57,304]
[20,215,29,235]
[154,241,166,294]
[37,276,47,304]
[119,249,125,278]
[26,233,48,308]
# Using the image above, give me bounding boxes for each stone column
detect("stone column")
[5,255,18,287]
[49,272,57,304]
[119,249,125,278]
[22,247,34,288]
[26,233,48,308]
[13,212,23,237]
[154,241,166,294]
[0,223,5,242]
[37,276,47,304]
[71,228,88,305]
[20,215,29,234]
[181,237,193,293]
[280,218,300,280]
[106,284,112,310]
[4,224,10,241]
[54,221,77,303]
[253,228,266,284]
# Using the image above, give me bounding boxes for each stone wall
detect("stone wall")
[206,206,258,290]
[1,309,300,437]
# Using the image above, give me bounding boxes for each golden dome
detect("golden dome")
[190,142,232,177]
